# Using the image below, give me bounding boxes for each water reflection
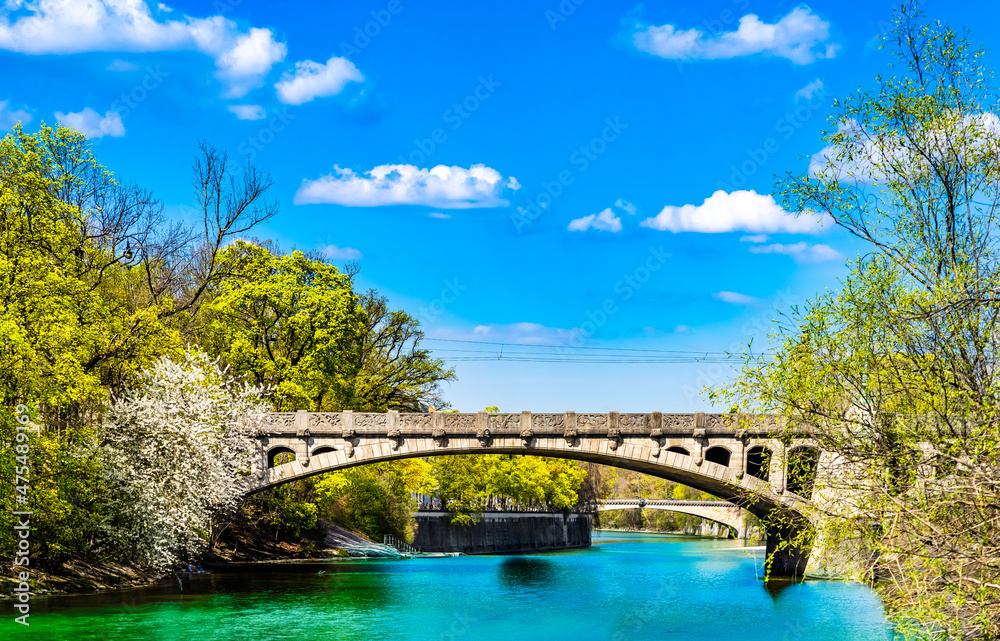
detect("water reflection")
[763,578,799,601]
[497,557,557,588]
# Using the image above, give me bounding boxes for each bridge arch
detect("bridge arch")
[704,446,731,467]
[745,445,772,481]
[250,410,815,578]
[786,446,820,498]
[250,439,801,521]
[266,446,296,468]
[311,446,336,457]
[596,499,748,538]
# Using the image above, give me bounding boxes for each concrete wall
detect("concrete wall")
[413,512,592,554]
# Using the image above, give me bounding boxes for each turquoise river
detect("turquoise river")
[3,532,892,640]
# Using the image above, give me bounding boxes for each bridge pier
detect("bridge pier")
[764,521,812,580]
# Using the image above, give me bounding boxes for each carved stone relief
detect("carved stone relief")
[447,414,477,430]
[607,427,622,451]
[387,426,402,451]
[309,413,342,429]
[355,414,388,428]
[489,414,520,431]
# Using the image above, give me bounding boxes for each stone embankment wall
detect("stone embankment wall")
[413,512,591,554]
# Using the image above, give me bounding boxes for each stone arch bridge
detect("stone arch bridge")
[597,499,750,538]
[250,410,819,578]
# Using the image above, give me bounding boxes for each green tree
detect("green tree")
[0,125,176,569]
[717,4,1000,637]
[202,241,361,411]
[1,125,277,576]
[430,451,587,523]
[201,244,454,413]
[314,461,431,542]
[335,290,456,411]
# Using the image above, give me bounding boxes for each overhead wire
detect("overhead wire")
[421,337,768,365]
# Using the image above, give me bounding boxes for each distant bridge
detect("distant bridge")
[248,410,820,577]
[596,498,749,538]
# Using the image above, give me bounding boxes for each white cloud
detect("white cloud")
[0,0,287,97]
[294,163,519,209]
[714,291,758,305]
[795,78,824,101]
[157,3,173,11]
[615,198,637,215]
[106,58,138,71]
[740,234,770,243]
[227,104,266,120]
[633,6,838,65]
[319,244,363,260]
[568,199,636,232]
[568,207,623,232]
[428,212,451,219]
[275,56,364,105]
[748,241,842,263]
[0,100,32,129]
[55,108,124,138]
[216,28,288,98]
[640,190,829,234]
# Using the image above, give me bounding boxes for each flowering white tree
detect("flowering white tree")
[100,347,268,569]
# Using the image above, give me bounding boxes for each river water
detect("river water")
[4,532,891,640]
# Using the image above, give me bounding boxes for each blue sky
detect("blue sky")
[2,0,996,412]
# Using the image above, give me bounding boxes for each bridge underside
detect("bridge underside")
[252,436,802,520]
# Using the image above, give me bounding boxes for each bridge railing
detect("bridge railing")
[260,409,794,438]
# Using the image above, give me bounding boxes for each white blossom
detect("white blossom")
[99,347,268,569]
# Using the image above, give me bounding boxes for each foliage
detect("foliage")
[273,500,318,540]
[98,348,268,569]
[201,245,454,413]
[202,241,361,411]
[0,125,172,569]
[716,4,1000,637]
[335,290,456,412]
[0,124,180,413]
[0,123,463,574]
[314,461,431,542]
[0,125,279,573]
[430,453,586,522]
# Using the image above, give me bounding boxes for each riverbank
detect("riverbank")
[1,519,400,598]
[0,560,163,597]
